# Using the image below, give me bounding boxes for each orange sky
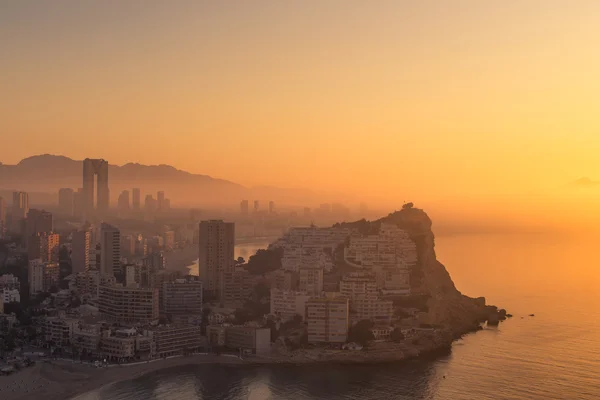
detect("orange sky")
[2,1,599,217]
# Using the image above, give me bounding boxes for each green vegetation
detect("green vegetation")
[348,319,375,346]
[245,248,283,275]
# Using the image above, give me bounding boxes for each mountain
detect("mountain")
[0,154,324,207]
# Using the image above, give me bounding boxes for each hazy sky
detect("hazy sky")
[2,1,600,210]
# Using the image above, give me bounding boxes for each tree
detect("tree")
[390,329,405,343]
[348,320,375,346]
[402,202,414,210]
[245,248,283,275]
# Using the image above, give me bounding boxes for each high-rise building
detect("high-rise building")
[144,195,157,214]
[132,188,141,210]
[117,190,130,212]
[11,192,29,232]
[121,234,135,258]
[157,191,165,210]
[28,259,45,294]
[0,197,6,233]
[100,223,121,277]
[27,233,60,263]
[82,158,109,218]
[306,297,349,344]
[71,229,91,273]
[198,220,235,301]
[73,188,84,218]
[269,201,275,214]
[240,200,249,215]
[25,209,53,236]
[253,200,260,213]
[58,188,74,216]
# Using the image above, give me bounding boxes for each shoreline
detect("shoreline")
[1,335,461,400]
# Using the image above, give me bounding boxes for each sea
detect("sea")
[83,232,600,399]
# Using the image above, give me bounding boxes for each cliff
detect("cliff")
[340,205,505,337]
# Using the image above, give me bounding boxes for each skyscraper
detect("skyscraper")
[25,209,53,236]
[157,191,165,210]
[58,188,74,216]
[269,201,275,214]
[12,191,29,232]
[253,200,260,213]
[198,220,235,301]
[118,190,130,211]
[82,158,109,219]
[73,188,84,218]
[27,233,60,263]
[132,188,141,210]
[72,229,91,273]
[100,223,121,277]
[144,195,157,214]
[240,200,249,215]
[0,197,6,233]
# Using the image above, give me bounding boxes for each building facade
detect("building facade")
[198,220,235,301]
[98,285,159,324]
[306,297,350,344]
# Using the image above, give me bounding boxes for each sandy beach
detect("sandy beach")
[0,355,245,400]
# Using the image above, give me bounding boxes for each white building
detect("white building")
[1,288,20,303]
[270,289,311,321]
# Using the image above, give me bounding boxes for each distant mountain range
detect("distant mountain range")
[0,154,337,207]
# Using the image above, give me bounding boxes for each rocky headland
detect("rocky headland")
[337,205,507,338]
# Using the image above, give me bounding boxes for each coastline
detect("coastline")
[1,331,463,400]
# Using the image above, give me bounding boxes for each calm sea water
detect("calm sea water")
[91,232,600,399]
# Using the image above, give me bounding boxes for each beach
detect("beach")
[1,355,247,400]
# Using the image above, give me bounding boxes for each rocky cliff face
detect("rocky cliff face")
[378,206,504,337]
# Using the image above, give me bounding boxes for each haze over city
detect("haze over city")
[1,3,600,400]
[2,1,600,230]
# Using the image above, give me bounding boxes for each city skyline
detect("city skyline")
[2,2,600,226]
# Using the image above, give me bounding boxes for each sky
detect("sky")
[1,1,599,219]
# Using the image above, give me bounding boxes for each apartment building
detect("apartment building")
[44,316,78,346]
[162,279,203,319]
[223,268,258,309]
[306,297,350,344]
[144,325,202,357]
[270,289,311,321]
[0,274,20,291]
[225,326,271,354]
[298,267,324,295]
[98,285,159,324]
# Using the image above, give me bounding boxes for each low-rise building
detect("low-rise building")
[225,326,271,354]
[144,325,202,357]
[206,325,226,347]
